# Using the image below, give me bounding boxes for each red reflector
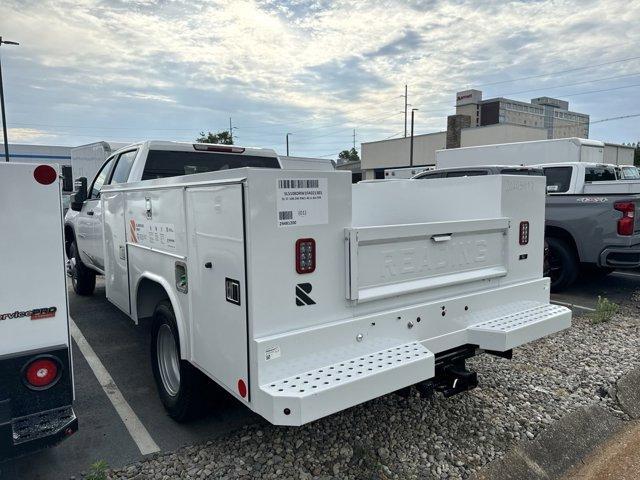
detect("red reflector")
[33,165,57,185]
[519,221,530,245]
[237,379,247,398]
[24,358,59,388]
[295,238,316,274]
[615,201,635,236]
[192,144,245,153]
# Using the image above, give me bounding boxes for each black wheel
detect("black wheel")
[546,237,579,292]
[151,300,201,422]
[69,240,96,296]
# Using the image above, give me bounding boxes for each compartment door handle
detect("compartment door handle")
[431,234,452,243]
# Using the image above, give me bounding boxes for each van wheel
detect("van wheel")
[151,300,201,422]
[69,240,96,296]
[546,237,578,292]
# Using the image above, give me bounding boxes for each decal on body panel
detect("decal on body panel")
[276,178,328,227]
[129,219,177,250]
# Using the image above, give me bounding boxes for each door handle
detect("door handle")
[431,233,452,242]
[204,262,213,269]
[87,210,94,216]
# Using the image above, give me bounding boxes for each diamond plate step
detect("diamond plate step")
[467,303,571,351]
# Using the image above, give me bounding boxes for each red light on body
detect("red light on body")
[237,379,247,398]
[33,165,57,185]
[519,221,530,245]
[615,201,635,236]
[24,358,59,388]
[295,238,316,274]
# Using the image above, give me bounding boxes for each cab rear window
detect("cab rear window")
[142,150,280,180]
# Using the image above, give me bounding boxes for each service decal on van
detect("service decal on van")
[0,306,57,321]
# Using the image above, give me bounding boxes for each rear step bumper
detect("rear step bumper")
[1,406,78,459]
[258,302,570,426]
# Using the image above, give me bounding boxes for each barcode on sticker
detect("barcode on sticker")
[279,211,293,220]
[278,179,319,189]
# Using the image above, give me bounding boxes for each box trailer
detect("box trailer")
[71,141,128,184]
[89,165,570,426]
[0,163,77,458]
[436,138,633,169]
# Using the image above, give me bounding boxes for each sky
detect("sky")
[0,0,639,158]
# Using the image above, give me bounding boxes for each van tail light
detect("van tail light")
[519,221,530,245]
[615,201,635,236]
[24,357,61,389]
[296,238,316,274]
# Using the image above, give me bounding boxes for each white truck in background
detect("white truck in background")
[71,141,128,185]
[435,138,634,169]
[384,165,435,179]
[64,141,570,426]
[1,163,77,459]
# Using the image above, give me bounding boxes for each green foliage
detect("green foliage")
[591,296,619,324]
[196,130,234,145]
[338,147,360,163]
[86,460,108,480]
[634,144,640,167]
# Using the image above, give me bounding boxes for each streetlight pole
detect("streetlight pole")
[0,37,19,162]
[409,108,418,166]
[286,133,291,156]
[403,84,408,138]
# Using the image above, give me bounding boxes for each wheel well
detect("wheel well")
[64,225,75,258]
[136,278,170,320]
[545,226,579,259]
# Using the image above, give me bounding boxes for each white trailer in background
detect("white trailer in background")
[82,159,570,425]
[0,163,77,459]
[71,141,128,184]
[436,138,634,169]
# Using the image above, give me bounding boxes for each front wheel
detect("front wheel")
[151,300,201,422]
[69,240,96,296]
[546,237,579,292]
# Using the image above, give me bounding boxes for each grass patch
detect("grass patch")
[86,460,108,480]
[591,296,619,324]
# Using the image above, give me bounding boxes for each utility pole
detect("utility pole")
[410,108,418,166]
[403,84,408,138]
[286,133,291,156]
[0,37,19,162]
[229,117,233,143]
[352,129,356,150]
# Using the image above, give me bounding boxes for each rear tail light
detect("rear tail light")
[23,357,61,389]
[615,201,635,236]
[519,221,529,245]
[296,238,316,274]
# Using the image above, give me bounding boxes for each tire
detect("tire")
[151,300,201,422]
[546,237,579,292]
[69,240,96,296]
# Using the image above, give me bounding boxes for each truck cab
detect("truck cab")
[65,141,281,295]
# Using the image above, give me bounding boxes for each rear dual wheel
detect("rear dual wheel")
[546,237,578,292]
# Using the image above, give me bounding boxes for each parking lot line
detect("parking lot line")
[69,317,160,456]
[551,300,596,312]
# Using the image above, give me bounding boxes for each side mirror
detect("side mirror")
[70,177,88,211]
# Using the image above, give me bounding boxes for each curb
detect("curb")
[472,366,640,480]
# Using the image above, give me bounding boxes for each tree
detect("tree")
[634,143,640,167]
[196,130,233,145]
[338,147,360,163]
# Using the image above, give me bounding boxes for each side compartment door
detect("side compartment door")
[186,184,249,401]
[102,191,129,313]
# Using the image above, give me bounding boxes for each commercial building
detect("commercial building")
[360,88,591,179]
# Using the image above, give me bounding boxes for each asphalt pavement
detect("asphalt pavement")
[2,271,639,480]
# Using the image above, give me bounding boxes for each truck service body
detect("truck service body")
[65,142,570,425]
[1,163,77,458]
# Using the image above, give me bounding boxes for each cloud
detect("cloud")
[7,128,58,142]
[0,0,638,153]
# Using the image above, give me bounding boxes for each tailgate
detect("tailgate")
[346,218,508,302]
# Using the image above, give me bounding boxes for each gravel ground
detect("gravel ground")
[107,306,640,480]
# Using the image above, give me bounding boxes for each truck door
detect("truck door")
[186,184,249,401]
[77,155,116,270]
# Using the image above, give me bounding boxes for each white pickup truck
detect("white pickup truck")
[65,141,570,426]
[1,162,77,458]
